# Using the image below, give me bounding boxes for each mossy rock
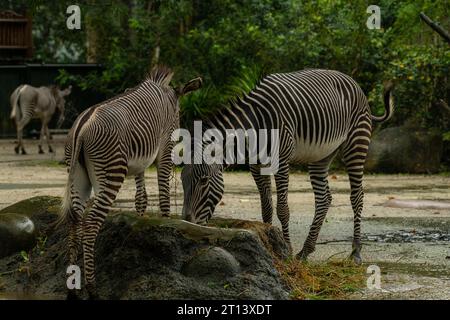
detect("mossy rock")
[0,196,290,300]
[181,246,241,280]
[0,196,61,217]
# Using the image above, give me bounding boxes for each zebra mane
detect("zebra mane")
[146,65,174,87]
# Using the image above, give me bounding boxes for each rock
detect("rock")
[0,196,60,258]
[366,126,443,173]
[0,196,290,300]
[0,213,37,258]
[382,199,450,210]
[182,246,240,280]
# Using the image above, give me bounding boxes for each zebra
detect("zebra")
[10,84,72,154]
[180,68,394,264]
[59,66,202,299]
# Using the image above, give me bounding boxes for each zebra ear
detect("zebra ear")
[64,85,72,96]
[177,77,203,96]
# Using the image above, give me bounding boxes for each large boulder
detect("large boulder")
[0,197,289,300]
[0,213,36,257]
[366,126,443,173]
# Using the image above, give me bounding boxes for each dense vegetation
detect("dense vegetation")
[6,0,450,162]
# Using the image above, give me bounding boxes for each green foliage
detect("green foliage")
[6,0,450,152]
[180,65,263,126]
[20,250,29,263]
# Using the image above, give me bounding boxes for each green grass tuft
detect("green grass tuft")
[275,258,365,300]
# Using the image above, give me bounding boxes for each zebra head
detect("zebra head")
[181,163,224,224]
[51,85,72,128]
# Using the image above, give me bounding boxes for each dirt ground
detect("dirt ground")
[0,137,449,299]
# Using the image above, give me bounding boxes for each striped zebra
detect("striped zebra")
[60,66,202,298]
[10,84,72,154]
[180,68,394,263]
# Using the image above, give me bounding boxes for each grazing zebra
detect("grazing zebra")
[180,68,394,263]
[59,66,202,298]
[10,84,72,154]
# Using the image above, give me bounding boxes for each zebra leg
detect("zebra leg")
[15,122,28,154]
[344,163,365,265]
[274,163,291,251]
[15,126,22,154]
[135,173,147,216]
[342,118,371,265]
[297,161,333,260]
[66,169,91,300]
[156,146,172,217]
[82,173,125,299]
[38,123,45,154]
[44,124,53,153]
[68,168,91,264]
[250,164,273,224]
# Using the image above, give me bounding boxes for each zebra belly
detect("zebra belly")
[291,137,345,164]
[127,153,158,176]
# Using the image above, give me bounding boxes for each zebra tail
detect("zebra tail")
[56,133,84,228]
[10,86,24,120]
[371,80,395,122]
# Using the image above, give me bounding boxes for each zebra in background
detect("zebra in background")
[181,69,394,264]
[10,84,72,154]
[60,66,202,299]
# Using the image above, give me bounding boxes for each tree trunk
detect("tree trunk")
[85,13,99,63]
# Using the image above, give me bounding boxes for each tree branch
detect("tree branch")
[419,12,450,44]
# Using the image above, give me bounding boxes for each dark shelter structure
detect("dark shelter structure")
[0,10,33,61]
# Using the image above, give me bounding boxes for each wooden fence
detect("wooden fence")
[0,10,33,61]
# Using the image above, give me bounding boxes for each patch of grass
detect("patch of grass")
[275,258,365,300]
[208,217,366,299]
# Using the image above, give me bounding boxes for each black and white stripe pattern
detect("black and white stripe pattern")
[181,69,394,263]
[60,66,202,298]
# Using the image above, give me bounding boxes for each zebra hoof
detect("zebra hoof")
[48,147,54,153]
[87,286,100,300]
[21,148,27,155]
[38,147,44,154]
[351,242,362,265]
[66,290,80,300]
[295,250,309,261]
[350,249,363,265]
[88,291,101,300]
[351,254,362,265]
[14,146,19,154]
[161,213,170,218]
